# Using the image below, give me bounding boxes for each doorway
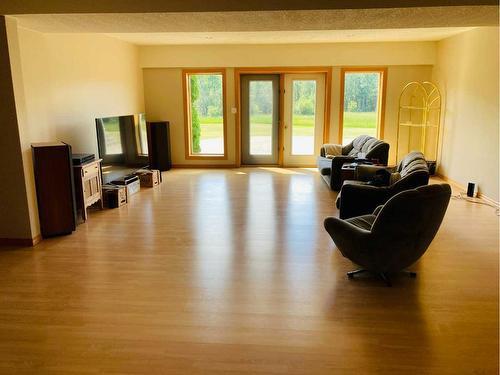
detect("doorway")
[283,74,325,166]
[237,68,331,167]
[240,74,280,165]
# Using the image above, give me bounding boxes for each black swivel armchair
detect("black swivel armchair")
[325,184,452,286]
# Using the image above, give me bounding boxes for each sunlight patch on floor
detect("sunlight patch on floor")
[258,167,303,175]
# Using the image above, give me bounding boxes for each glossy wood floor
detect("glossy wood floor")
[0,168,498,374]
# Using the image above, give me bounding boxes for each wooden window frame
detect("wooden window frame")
[182,68,228,160]
[338,67,388,143]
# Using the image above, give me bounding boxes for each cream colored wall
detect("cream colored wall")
[44,33,145,154]
[0,17,32,240]
[140,42,436,68]
[6,18,145,239]
[7,23,55,238]
[141,42,434,165]
[433,27,499,202]
[143,68,236,165]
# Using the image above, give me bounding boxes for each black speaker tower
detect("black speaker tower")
[146,121,172,171]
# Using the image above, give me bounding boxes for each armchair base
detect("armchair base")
[346,268,417,287]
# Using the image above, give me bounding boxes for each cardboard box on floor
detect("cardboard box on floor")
[138,169,161,187]
[102,185,127,208]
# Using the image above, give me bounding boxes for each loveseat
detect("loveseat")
[317,135,389,191]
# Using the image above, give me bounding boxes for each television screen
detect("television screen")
[96,113,149,183]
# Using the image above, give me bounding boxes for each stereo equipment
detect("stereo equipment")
[72,153,95,166]
[426,161,436,176]
[110,175,141,197]
[111,174,139,186]
[467,182,478,198]
[147,121,172,171]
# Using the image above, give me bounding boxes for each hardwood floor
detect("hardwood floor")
[0,168,498,374]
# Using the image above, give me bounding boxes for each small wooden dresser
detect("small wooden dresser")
[73,159,103,221]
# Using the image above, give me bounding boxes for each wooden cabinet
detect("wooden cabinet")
[32,142,76,237]
[73,159,103,221]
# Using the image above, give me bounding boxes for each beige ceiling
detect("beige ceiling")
[106,28,476,45]
[13,7,498,34]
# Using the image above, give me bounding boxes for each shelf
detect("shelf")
[400,106,425,110]
[399,123,438,128]
[397,81,441,164]
[400,106,441,111]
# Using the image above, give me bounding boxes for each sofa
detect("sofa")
[324,184,452,286]
[317,135,389,191]
[336,151,430,219]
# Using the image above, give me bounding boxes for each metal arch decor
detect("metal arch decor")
[396,81,442,164]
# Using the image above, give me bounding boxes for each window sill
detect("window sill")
[186,154,228,160]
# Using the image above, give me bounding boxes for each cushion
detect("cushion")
[397,151,429,178]
[323,144,343,158]
[346,214,376,231]
[347,135,385,157]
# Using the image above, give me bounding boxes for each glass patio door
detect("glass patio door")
[240,75,280,165]
[283,74,325,166]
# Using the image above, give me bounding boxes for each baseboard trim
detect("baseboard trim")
[435,173,466,191]
[478,193,500,207]
[280,165,317,168]
[172,164,317,169]
[0,234,41,247]
[172,164,236,169]
[240,164,279,167]
[32,235,42,246]
[436,173,499,206]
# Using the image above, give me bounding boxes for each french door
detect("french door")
[240,74,280,165]
[283,74,325,166]
[240,72,326,166]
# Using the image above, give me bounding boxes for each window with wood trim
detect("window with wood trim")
[339,68,387,145]
[183,69,227,158]
[135,113,148,156]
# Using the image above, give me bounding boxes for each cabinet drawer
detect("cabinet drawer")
[82,163,99,178]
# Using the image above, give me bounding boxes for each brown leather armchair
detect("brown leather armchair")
[325,184,452,286]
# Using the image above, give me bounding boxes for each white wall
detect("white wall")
[433,27,499,202]
[140,42,435,165]
[6,18,145,239]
